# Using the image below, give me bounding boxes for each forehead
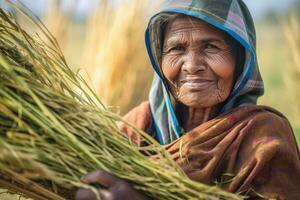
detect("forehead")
[164,16,227,40]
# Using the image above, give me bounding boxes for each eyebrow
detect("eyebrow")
[164,36,226,47]
[202,38,225,43]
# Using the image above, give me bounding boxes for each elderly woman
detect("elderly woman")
[76,0,300,199]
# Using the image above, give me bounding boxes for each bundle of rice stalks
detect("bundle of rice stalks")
[0,3,242,200]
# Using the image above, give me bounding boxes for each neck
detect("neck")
[177,104,219,131]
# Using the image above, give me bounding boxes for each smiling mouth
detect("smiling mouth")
[180,79,215,89]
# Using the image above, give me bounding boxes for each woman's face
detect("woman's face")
[162,16,237,108]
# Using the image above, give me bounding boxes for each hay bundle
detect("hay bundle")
[0,4,242,200]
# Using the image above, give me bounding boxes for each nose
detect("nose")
[182,51,206,73]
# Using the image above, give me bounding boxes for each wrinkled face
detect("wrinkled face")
[162,16,237,108]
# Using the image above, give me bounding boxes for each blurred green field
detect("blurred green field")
[256,22,300,144]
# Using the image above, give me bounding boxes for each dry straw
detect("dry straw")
[81,0,154,114]
[43,0,74,49]
[0,2,243,200]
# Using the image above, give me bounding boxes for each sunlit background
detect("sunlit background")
[1,0,299,142]
[0,0,299,199]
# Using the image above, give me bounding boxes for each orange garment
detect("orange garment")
[119,102,300,199]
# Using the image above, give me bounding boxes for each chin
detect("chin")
[176,90,230,108]
[178,94,227,108]
[179,99,214,108]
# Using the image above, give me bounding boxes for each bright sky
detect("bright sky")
[0,0,296,19]
[243,0,294,18]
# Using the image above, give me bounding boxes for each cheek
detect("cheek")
[161,55,182,82]
[207,52,235,81]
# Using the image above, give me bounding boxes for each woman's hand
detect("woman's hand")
[75,169,150,200]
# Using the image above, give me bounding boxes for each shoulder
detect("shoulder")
[117,101,153,144]
[218,106,300,198]
[223,105,293,132]
[122,101,152,127]
[209,105,299,163]
[226,105,299,159]
[123,101,151,118]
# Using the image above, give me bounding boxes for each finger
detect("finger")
[81,169,120,188]
[100,189,113,200]
[75,188,98,200]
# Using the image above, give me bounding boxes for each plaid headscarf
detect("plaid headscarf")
[145,0,264,145]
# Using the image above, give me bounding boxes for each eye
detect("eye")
[169,44,185,53]
[203,43,220,53]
